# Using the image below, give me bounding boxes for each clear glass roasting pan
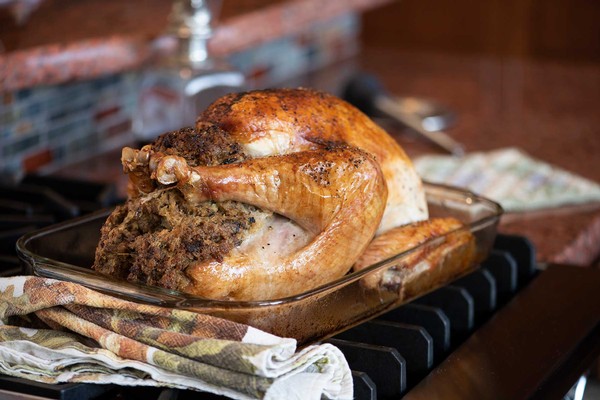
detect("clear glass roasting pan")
[17,183,502,345]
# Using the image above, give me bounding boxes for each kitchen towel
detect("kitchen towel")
[0,276,352,400]
[414,147,600,212]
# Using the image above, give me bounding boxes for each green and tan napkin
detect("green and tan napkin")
[415,147,600,212]
[0,276,352,400]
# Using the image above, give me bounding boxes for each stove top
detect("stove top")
[0,175,120,276]
[0,176,598,400]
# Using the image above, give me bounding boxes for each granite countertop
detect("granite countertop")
[357,48,600,267]
[0,0,390,92]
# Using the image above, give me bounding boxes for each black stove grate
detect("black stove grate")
[329,234,536,399]
[0,177,564,400]
[0,175,121,278]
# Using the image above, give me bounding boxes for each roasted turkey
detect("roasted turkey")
[93,88,469,301]
[198,89,428,234]
[353,217,476,297]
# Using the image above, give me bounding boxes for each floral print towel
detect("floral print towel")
[0,276,352,400]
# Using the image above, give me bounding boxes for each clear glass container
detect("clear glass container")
[17,183,502,345]
[133,0,245,143]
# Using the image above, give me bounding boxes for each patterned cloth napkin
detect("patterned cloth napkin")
[414,147,600,212]
[0,276,353,400]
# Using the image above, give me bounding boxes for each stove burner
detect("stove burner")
[0,176,120,277]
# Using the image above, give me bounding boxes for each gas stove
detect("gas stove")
[0,176,598,400]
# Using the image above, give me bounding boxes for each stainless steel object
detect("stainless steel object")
[343,73,465,157]
[394,96,456,132]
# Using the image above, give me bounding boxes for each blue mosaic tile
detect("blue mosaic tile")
[1,15,360,179]
[2,134,41,157]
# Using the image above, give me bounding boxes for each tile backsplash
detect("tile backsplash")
[1,73,138,180]
[0,13,359,181]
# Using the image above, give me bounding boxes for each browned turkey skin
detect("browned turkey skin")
[199,89,428,234]
[94,116,388,300]
[93,88,468,301]
[353,218,476,295]
[93,126,258,292]
[118,145,385,300]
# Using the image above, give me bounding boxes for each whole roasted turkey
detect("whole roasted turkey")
[93,88,472,301]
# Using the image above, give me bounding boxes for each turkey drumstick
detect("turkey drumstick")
[119,145,387,300]
[95,88,445,301]
[200,88,428,234]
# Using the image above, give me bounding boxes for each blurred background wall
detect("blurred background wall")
[361,0,600,62]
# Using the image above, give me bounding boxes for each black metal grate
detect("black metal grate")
[328,234,537,399]
[0,175,120,278]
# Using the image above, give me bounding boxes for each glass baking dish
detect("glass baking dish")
[17,183,502,345]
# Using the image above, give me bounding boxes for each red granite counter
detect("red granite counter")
[357,48,600,267]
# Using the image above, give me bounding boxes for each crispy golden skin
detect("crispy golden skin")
[354,218,476,296]
[122,146,387,300]
[199,88,428,234]
[103,88,474,302]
